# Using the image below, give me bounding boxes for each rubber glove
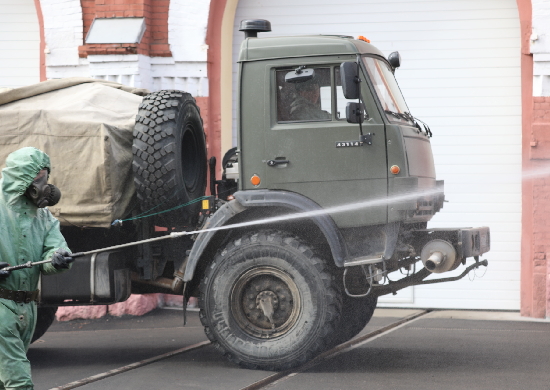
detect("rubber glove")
[51,249,74,269]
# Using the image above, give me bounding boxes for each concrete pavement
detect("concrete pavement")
[29,308,550,390]
[268,311,550,390]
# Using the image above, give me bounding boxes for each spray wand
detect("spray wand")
[1,252,90,272]
[1,231,194,272]
[2,187,457,273]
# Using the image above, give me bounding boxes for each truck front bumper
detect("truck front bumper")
[411,226,491,260]
[368,226,490,297]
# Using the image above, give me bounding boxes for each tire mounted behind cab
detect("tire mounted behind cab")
[132,90,207,227]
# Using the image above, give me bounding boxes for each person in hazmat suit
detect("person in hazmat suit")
[0,147,74,390]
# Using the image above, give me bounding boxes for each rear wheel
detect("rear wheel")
[31,306,57,343]
[332,267,378,345]
[132,90,207,227]
[199,230,342,370]
[333,294,377,345]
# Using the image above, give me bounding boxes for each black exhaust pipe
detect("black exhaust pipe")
[239,19,271,38]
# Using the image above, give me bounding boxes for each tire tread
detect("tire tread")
[199,230,342,371]
[132,90,206,226]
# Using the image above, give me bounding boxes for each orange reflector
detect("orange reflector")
[250,174,261,186]
[358,36,371,43]
[390,165,400,175]
[202,199,210,210]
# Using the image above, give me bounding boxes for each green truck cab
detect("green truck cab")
[178,21,490,369]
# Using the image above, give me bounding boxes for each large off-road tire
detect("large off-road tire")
[31,306,57,343]
[199,230,342,371]
[132,90,207,227]
[333,294,377,345]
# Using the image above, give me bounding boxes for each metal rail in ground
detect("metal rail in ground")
[49,341,210,390]
[240,310,430,390]
[49,310,429,390]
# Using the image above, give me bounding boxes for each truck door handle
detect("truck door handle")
[267,159,289,166]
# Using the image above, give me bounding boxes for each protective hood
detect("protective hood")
[1,147,50,204]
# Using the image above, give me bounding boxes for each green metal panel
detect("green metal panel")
[237,34,440,228]
[239,60,268,191]
[239,36,385,63]
[403,127,436,178]
[386,124,437,222]
[249,56,388,228]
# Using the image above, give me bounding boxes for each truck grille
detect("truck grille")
[414,198,434,216]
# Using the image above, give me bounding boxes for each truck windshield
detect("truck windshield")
[362,56,411,124]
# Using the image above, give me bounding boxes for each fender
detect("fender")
[183,190,349,282]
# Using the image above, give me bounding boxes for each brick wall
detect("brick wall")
[529,96,550,317]
[79,0,171,57]
[195,97,209,137]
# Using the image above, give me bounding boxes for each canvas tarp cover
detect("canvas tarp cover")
[0,78,148,227]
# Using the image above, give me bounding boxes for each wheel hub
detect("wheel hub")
[256,291,278,329]
[231,267,300,338]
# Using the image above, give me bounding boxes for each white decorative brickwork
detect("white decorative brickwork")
[39,0,210,95]
[168,0,210,62]
[151,58,208,96]
[41,0,89,77]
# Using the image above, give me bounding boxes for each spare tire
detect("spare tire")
[132,91,207,227]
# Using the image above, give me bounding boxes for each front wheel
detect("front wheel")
[199,231,342,370]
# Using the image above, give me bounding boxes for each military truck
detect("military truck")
[0,20,489,371]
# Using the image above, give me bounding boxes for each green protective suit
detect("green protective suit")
[0,147,70,390]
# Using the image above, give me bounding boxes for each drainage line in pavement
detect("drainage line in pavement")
[49,340,211,390]
[241,310,431,390]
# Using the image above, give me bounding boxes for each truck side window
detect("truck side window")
[334,67,358,120]
[276,67,332,122]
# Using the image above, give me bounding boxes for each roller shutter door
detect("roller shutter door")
[232,0,521,310]
[0,0,40,88]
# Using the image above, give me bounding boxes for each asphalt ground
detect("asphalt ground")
[28,308,550,390]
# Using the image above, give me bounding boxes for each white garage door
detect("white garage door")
[232,0,521,310]
[0,0,40,88]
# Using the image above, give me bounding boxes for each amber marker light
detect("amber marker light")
[250,174,261,186]
[390,165,400,175]
[358,36,371,43]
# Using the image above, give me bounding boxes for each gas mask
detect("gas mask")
[24,169,61,208]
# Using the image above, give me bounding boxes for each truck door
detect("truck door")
[264,64,388,228]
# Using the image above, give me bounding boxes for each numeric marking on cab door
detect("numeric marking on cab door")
[336,141,362,148]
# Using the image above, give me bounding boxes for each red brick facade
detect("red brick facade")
[79,0,171,57]
[195,96,209,144]
[527,96,550,317]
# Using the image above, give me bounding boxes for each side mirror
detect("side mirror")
[388,51,401,70]
[346,102,366,124]
[285,66,315,83]
[340,62,360,99]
